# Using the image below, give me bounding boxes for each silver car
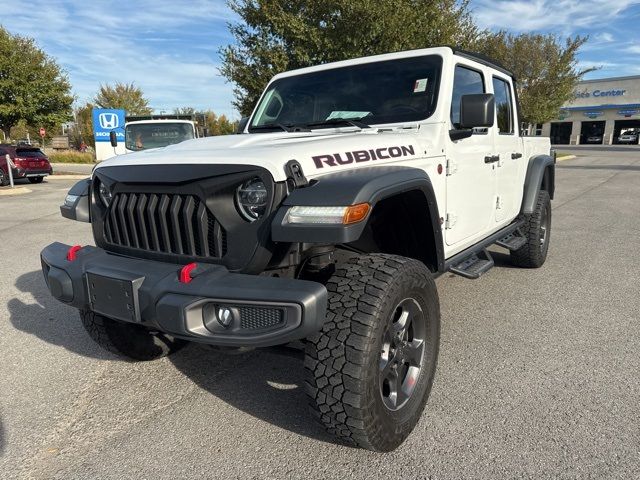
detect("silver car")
[618,131,638,144]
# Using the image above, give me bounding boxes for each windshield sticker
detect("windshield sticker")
[413,78,428,93]
[312,145,416,169]
[326,111,372,120]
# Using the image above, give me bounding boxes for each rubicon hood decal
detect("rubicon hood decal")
[312,145,416,169]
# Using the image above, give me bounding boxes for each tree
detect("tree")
[221,0,480,116]
[70,102,95,148]
[94,82,152,115]
[478,32,595,125]
[0,26,73,140]
[203,111,236,135]
[174,106,196,116]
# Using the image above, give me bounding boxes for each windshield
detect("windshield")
[249,55,442,132]
[16,148,46,158]
[125,122,195,151]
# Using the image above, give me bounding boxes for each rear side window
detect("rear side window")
[492,76,514,134]
[451,65,485,128]
[16,149,45,158]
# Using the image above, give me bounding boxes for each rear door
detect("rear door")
[491,75,522,223]
[445,64,496,246]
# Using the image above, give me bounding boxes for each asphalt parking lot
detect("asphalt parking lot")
[0,146,639,479]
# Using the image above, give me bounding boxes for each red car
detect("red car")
[0,144,53,185]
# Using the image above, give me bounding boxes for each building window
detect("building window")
[535,123,543,136]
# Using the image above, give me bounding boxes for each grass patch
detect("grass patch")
[555,151,571,158]
[48,151,95,164]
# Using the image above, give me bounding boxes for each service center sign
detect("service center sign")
[92,108,125,142]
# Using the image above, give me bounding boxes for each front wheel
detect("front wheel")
[80,310,187,361]
[511,190,551,268]
[305,254,440,451]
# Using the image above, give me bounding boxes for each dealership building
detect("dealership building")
[540,75,640,145]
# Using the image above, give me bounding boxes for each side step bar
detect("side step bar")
[444,220,525,280]
[449,249,494,279]
[495,228,527,251]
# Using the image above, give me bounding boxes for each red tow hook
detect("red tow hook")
[66,245,82,261]
[179,262,198,284]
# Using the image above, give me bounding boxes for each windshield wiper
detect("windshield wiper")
[250,123,310,132]
[304,118,371,129]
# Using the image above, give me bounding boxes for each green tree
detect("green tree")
[221,0,480,116]
[0,26,73,140]
[478,32,595,125]
[94,82,152,115]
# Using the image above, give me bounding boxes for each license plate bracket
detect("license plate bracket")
[86,270,145,323]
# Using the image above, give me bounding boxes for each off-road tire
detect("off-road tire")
[511,190,551,268]
[80,310,187,361]
[305,254,440,452]
[28,176,44,184]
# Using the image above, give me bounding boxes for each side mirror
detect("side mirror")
[60,178,91,222]
[459,94,495,129]
[109,131,118,147]
[236,117,249,134]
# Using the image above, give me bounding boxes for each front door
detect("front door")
[445,64,496,247]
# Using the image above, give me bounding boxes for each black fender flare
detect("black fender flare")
[521,154,555,214]
[60,178,91,222]
[271,166,444,270]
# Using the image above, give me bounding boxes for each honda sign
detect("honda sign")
[92,108,125,143]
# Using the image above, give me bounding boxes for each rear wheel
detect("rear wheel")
[305,254,440,451]
[511,190,551,268]
[28,176,44,184]
[0,170,8,187]
[80,310,187,361]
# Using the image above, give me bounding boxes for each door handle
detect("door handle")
[484,155,500,164]
[511,152,523,159]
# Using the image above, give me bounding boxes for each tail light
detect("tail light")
[13,157,25,167]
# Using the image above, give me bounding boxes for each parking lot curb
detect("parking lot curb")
[0,186,32,196]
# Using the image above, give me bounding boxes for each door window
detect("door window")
[451,66,485,128]
[492,77,514,134]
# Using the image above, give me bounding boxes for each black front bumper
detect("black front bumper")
[40,242,327,347]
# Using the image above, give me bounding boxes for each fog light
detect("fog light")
[217,307,234,327]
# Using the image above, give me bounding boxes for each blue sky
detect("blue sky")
[3,0,640,120]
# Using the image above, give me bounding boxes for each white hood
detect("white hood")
[95,126,441,182]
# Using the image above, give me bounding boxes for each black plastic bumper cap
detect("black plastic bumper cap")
[47,266,74,302]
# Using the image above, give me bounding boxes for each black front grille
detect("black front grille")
[104,193,226,258]
[239,306,284,330]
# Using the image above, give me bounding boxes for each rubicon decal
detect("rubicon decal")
[312,145,416,168]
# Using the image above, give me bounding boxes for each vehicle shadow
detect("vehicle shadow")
[491,250,519,269]
[169,344,339,446]
[8,270,116,360]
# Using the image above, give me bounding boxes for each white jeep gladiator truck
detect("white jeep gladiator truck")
[42,47,554,452]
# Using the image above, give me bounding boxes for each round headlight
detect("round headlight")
[235,177,268,221]
[98,182,112,207]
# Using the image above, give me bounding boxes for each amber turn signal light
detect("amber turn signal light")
[343,203,370,225]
